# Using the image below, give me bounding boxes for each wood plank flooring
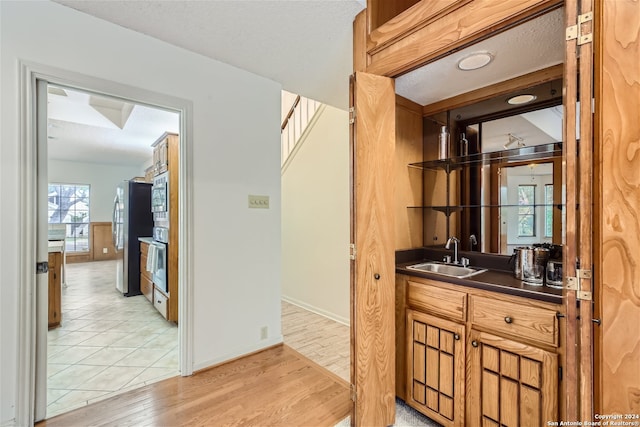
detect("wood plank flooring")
[37,344,351,427]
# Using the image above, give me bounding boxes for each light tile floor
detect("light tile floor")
[47,260,178,418]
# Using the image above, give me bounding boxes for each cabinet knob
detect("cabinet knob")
[471,340,478,347]
[374,273,380,280]
[454,333,460,340]
[504,316,513,324]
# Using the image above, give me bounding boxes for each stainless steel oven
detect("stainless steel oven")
[151,171,169,224]
[150,227,169,294]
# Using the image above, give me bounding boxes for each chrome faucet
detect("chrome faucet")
[445,236,460,264]
[469,234,478,248]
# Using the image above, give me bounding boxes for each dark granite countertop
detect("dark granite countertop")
[396,248,563,304]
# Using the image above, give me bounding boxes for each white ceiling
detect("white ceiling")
[47,1,565,167]
[54,0,366,110]
[48,86,179,167]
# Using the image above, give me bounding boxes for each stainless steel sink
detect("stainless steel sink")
[406,262,487,278]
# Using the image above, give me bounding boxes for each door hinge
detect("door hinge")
[349,243,356,260]
[565,12,593,45]
[349,107,356,125]
[578,12,593,45]
[559,366,563,381]
[36,261,49,274]
[350,384,357,402]
[566,268,592,300]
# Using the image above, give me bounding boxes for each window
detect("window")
[518,184,536,237]
[48,183,90,252]
[544,184,554,238]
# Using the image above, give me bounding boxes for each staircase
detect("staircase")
[281,93,323,167]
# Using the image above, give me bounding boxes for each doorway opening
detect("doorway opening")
[44,83,181,418]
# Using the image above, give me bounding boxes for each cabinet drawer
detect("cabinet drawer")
[470,296,558,347]
[153,288,168,319]
[140,274,153,302]
[407,281,467,322]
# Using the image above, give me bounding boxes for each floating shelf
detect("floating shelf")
[409,142,562,171]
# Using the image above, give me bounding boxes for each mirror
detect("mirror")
[422,78,563,255]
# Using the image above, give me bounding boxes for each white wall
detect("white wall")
[1,2,282,424]
[48,159,146,223]
[281,105,350,324]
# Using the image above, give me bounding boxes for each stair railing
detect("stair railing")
[281,94,321,166]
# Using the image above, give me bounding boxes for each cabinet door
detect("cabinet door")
[407,309,465,427]
[468,330,558,427]
[47,252,61,328]
[350,72,396,427]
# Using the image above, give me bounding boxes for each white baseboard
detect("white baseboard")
[192,336,283,372]
[282,295,350,326]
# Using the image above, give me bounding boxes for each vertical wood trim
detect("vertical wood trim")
[563,0,580,421]
[349,75,356,423]
[578,0,595,420]
[594,0,640,416]
[395,274,408,400]
[552,158,563,245]
[167,134,180,323]
[353,10,368,73]
[395,96,424,250]
[351,71,396,427]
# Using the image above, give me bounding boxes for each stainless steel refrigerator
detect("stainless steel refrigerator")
[112,180,153,296]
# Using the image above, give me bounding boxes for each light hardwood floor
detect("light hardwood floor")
[39,301,352,426]
[38,344,351,427]
[281,301,350,382]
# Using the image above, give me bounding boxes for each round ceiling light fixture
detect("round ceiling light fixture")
[507,94,537,105]
[457,52,494,71]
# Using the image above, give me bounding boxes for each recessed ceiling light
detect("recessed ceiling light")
[507,94,537,105]
[457,52,494,71]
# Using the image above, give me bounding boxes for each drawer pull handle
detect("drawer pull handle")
[471,340,478,347]
[504,316,513,324]
[374,273,380,280]
[454,333,460,341]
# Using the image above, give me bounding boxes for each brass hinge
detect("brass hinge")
[349,107,356,125]
[566,25,578,41]
[349,243,356,260]
[578,12,593,45]
[565,12,593,45]
[350,384,357,402]
[566,268,592,300]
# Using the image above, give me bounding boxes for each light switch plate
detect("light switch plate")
[248,195,269,209]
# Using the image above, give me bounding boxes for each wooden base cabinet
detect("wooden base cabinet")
[407,309,465,427]
[139,241,153,303]
[467,330,558,427]
[48,251,62,328]
[398,274,561,427]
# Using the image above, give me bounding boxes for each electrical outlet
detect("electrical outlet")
[248,195,270,209]
[102,248,108,254]
[260,326,268,340]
